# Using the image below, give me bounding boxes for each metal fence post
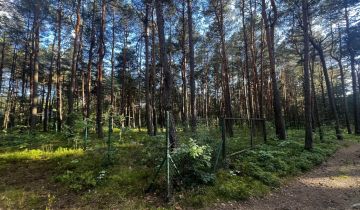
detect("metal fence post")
[84,118,88,149]
[166,111,171,201]
[107,113,113,162]
[221,117,226,162]
[250,119,254,148]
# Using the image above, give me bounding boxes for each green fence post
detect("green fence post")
[107,113,113,162]
[250,120,254,148]
[84,118,88,150]
[221,117,226,162]
[166,111,171,201]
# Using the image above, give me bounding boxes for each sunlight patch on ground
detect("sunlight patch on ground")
[0,148,84,160]
[299,176,360,189]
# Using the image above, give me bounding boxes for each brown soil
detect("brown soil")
[211,142,360,210]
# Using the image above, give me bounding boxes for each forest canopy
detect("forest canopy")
[0,0,360,148]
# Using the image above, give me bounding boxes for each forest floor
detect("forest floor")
[212,141,360,210]
[0,127,359,209]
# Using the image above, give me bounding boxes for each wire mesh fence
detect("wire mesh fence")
[214,117,267,169]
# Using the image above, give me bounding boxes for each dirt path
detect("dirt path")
[211,142,360,210]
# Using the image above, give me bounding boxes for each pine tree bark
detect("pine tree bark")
[110,8,115,110]
[302,0,313,150]
[330,26,352,134]
[68,0,82,124]
[96,0,106,138]
[310,53,323,141]
[151,10,157,135]
[56,0,63,131]
[144,2,154,135]
[85,0,96,119]
[261,0,286,140]
[30,2,40,130]
[309,37,343,140]
[345,4,360,134]
[213,0,233,135]
[155,0,177,147]
[187,0,196,132]
[44,35,56,131]
[0,33,5,94]
[241,0,253,119]
[180,0,188,131]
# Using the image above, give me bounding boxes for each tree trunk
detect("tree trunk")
[110,8,115,110]
[151,10,157,135]
[145,2,154,135]
[261,0,286,140]
[86,0,96,119]
[302,0,313,150]
[241,0,253,119]
[68,0,82,124]
[121,23,128,121]
[310,53,323,141]
[180,1,188,131]
[96,0,106,138]
[345,5,360,134]
[309,38,343,140]
[155,0,177,148]
[56,0,63,131]
[44,35,56,131]
[330,26,352,134]
[3,46,17,129]
[187,0,196,132]
[214,0,233,136]
[0,33,5,94]
[30,3,40,130]
[259,19,265,118]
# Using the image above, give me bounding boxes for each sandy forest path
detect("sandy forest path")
[211,141,360,210]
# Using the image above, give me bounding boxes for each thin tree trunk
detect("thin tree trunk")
[309,38,343,140]
[302,0,313,150]
[121,22,128,121]
[345,4,360,134]
[68,0,82,125]
[155,0,177,148]
[110,8,115,110]
[96,0,106,138]
[261,0,286,140]
[0,33,5,94]
[56,0,63,131]
[330,26,351,134]
[259,19,265,118]
[180,1,188,131]
[31,3,40,130]
[241,0,253,119]
[214,0,233,136]
[145,2,154,135]
[44,35,56,131]
[310,53,323,141]
[86,0,96,119]
[187,0,196,132]
[151,9,157,135]
[3,46,17,129]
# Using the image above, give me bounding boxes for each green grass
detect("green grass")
[0,147,84,160]
[0,125,356,209]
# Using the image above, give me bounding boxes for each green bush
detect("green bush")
[173,138,215,186]
[55,170,97,191]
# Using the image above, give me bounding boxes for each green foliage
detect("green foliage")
[173,138,214,186]
[216,172,269,200]
[0,127,347,209]
[55,170,97,191]
[0,147,84,161]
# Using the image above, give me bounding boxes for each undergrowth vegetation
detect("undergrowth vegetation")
[0,126,358,209]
